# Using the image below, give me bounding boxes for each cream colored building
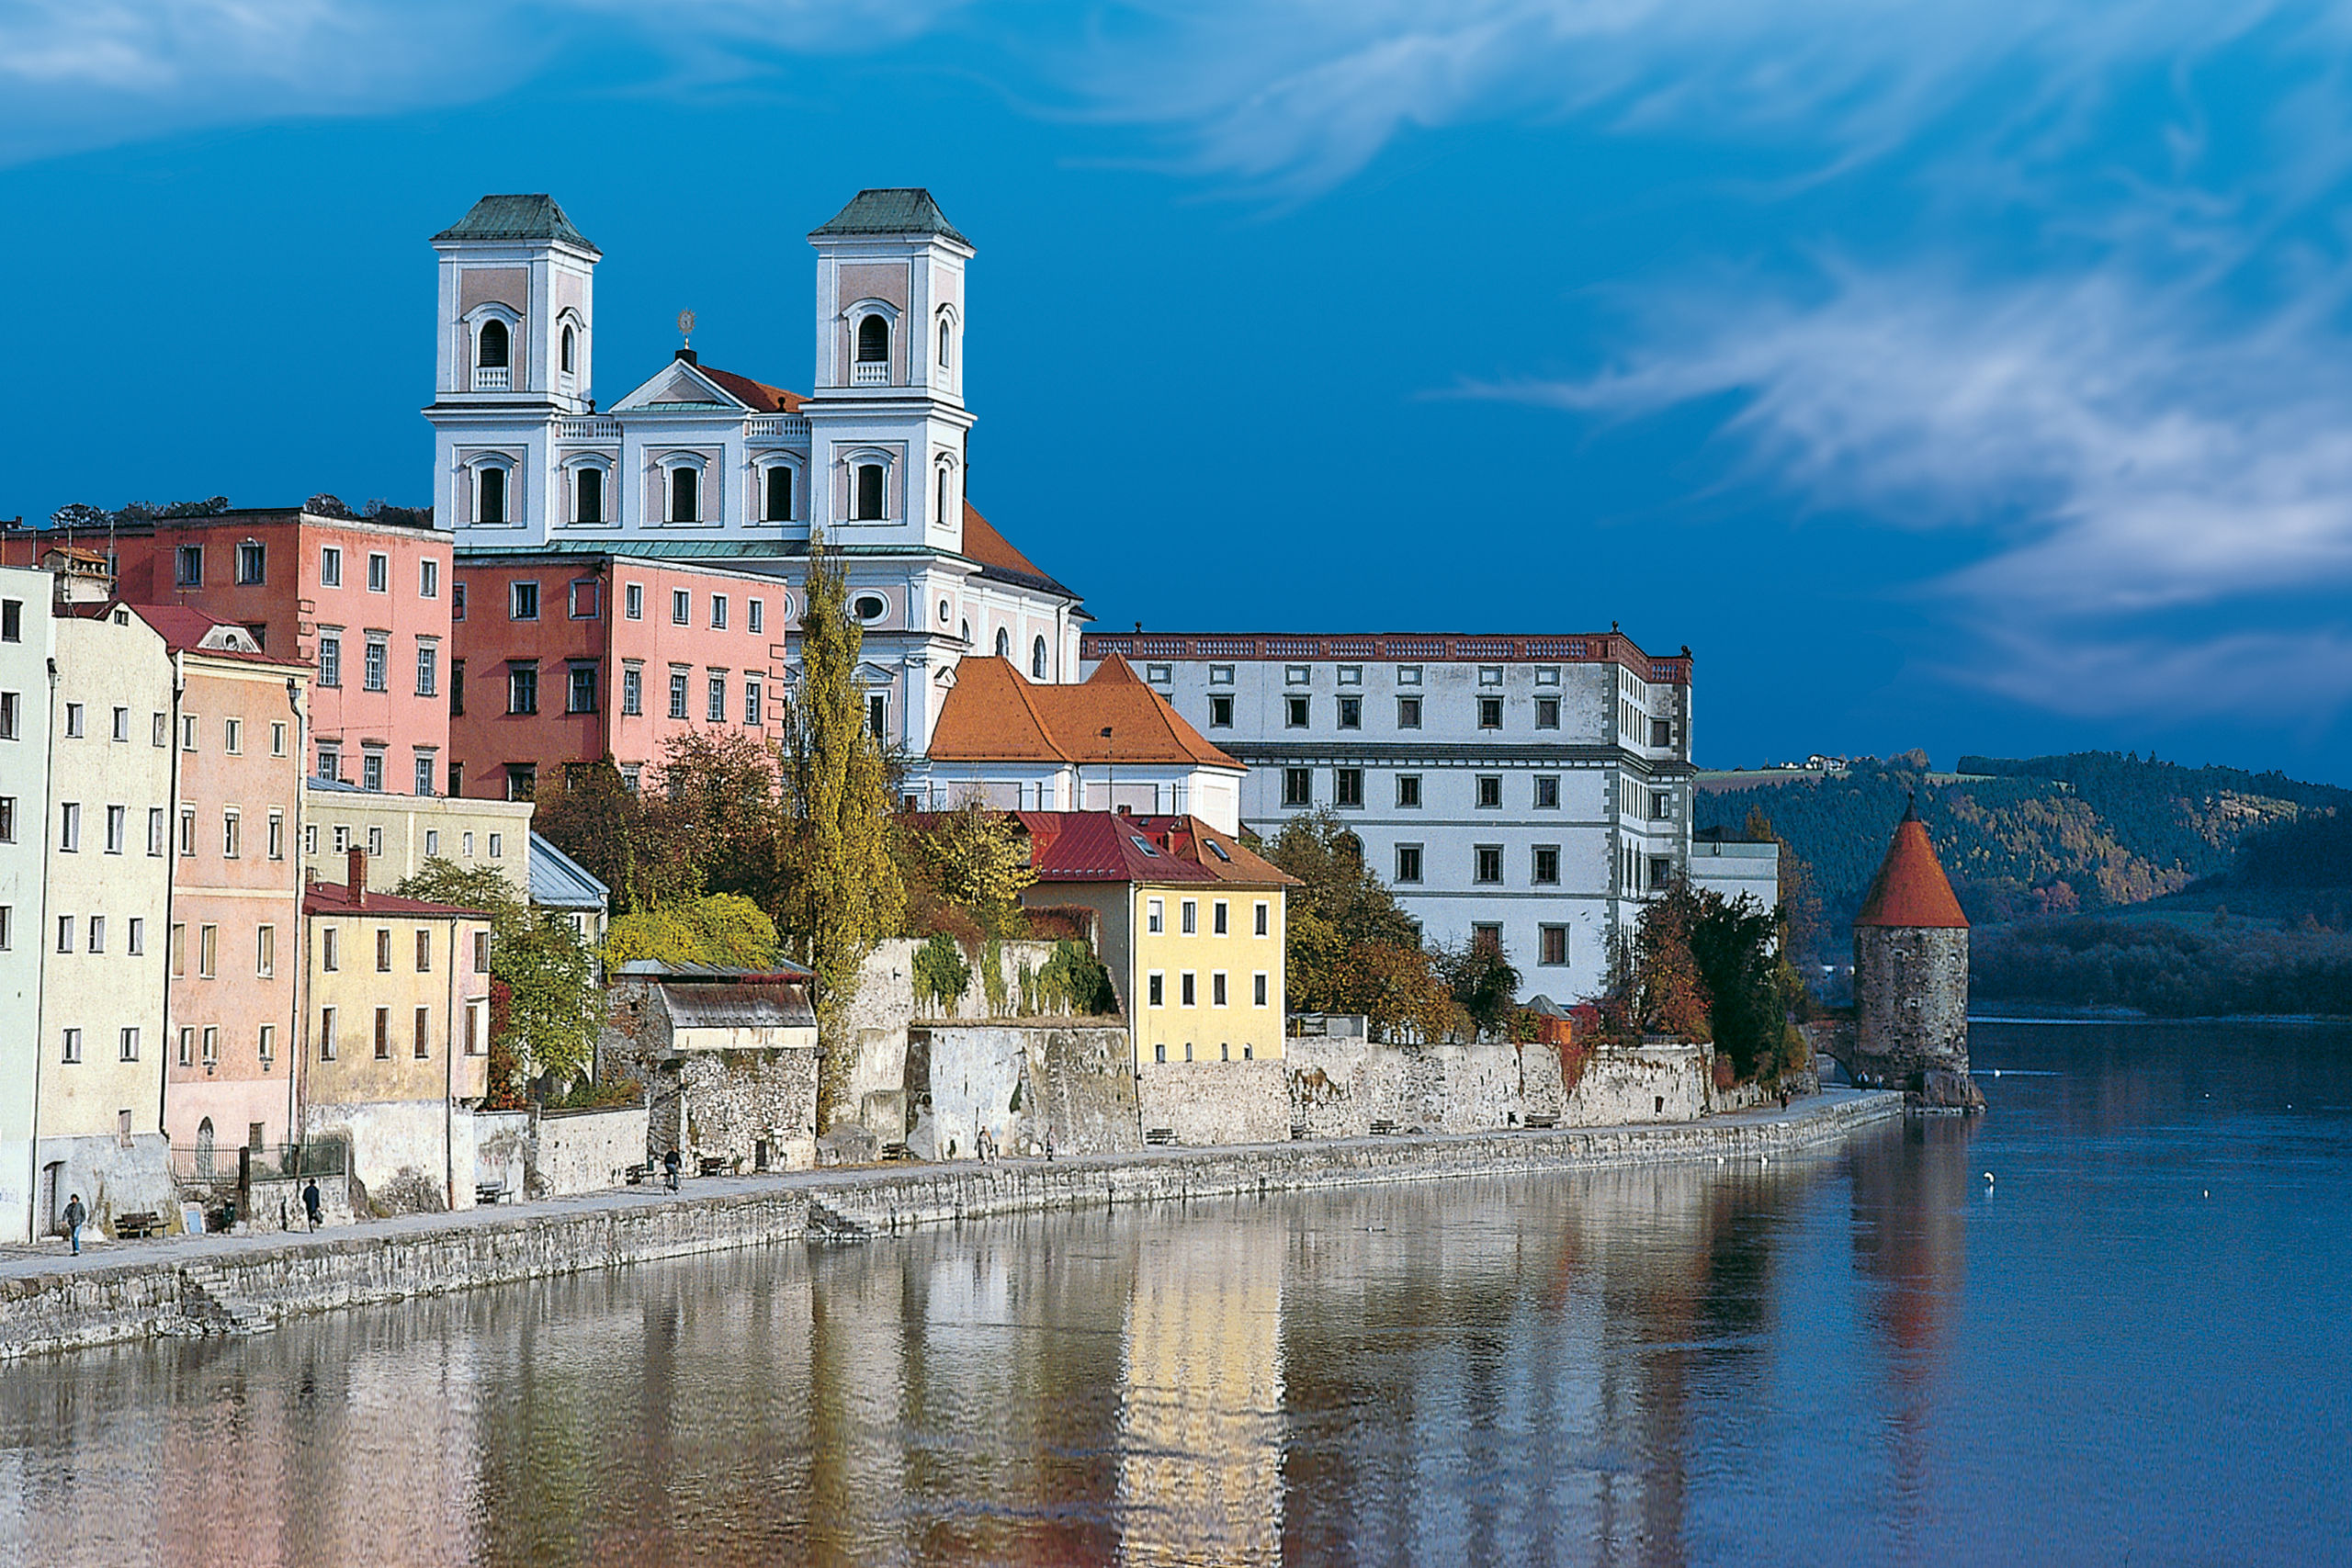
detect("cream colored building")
[301,852,492,1212]
[302,779,532,896]
[0,568,48,1241]
[34,605,180,1235]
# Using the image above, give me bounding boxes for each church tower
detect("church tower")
[425,194,600,537]
[1851,801,1983,1110]
[802,189,975,551]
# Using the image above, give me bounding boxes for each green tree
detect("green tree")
[395,860,603,1090]
[1688,891,1807,1080]
[1263,812,1426,1019]
[781,526,905,1130]
[1435,937,1522,1038]
[903,797,1035,939]
[604,893,781,970]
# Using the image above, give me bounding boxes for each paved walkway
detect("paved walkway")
[0,1089,1883,1287]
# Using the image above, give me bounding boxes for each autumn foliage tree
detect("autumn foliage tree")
[1263,812,1457,1039]
[782,527,905,1130]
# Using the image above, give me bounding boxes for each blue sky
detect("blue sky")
[7,2,2352,778]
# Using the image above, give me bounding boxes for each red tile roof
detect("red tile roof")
[1854,807,1969,929]
[1014,812,1292,886]
[928,656,1240,770]
[697,365,806,412]
[118,603,310,669]
[303,881,486,919]
[1124,815,1298,886]
[961,503,1076,598]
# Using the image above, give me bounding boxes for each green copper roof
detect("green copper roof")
[810,188,969,247]
[433,194,599,255]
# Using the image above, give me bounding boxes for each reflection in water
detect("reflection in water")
[9,1023,2352,1565]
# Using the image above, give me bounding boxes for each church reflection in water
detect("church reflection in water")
[0,1122,1968,1568]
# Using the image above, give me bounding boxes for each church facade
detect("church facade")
[424,190,1089,794]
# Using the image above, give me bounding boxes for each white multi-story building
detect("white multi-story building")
[424,189,1090,772]
[0,566,50,1241]
[1082,632,1695,1003]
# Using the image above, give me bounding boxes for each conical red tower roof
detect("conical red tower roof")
[1854,803,1969,929]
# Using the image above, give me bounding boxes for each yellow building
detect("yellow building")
[300,851,492,1212]
[1018,813,1293,1070]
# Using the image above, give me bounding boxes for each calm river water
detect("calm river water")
[5,1020,2349,1567]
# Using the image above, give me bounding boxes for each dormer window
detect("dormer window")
[857,315,888,363]
[854,463,885,522]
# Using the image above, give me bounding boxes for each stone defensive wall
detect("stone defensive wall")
[0,1090,1901,1360]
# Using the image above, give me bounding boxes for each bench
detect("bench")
[475,1184,506,1207]
[1523,1112,1559,1130]
[1368,1119,1396,1136]
[1290,1122,1309,1142]
[1144,1127,1176,1145]
[112,1211,163,1240]
[697,1156,729,1178]
[881,1142,911,1162]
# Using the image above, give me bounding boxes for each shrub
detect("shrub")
[913,931,972,1013]
[1036,939,1118,1016]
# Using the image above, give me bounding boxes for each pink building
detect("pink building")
[448,550,791,797]
[141,608,311,1164]
[9,508,455,795]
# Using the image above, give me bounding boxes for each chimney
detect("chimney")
[347,847,367,908]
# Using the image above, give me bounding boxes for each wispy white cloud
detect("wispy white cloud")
[1471,265,2352,711]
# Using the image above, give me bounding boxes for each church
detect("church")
[425,189,1094,793]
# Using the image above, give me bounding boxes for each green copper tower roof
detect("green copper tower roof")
[433,194,599,255]
[810,188,969,247]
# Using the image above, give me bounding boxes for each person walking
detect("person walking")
[62,1193,86,1256]
[664,1147,682,1191]
[302,1179,322,1232]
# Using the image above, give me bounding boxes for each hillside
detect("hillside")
[1695,751,2352,935]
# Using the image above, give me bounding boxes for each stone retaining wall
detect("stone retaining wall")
[0,1091,1902,1360]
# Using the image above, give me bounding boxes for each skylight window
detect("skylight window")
[1131,837,1159,857]
[1208,841,1232,863]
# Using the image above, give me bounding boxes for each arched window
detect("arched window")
[764,466,793,523]
[477,465,507,526]
[855,463,885,521]
[995,627,1011,659]
[857,314,889,364]
[479,319,509,369]
[938,315,953,367]
[560,324,576,376]
[960,618,971,644]
[573,466,602,525]
[1031,635,1048,680]
[936,465,951,522]
[669,465,699,524]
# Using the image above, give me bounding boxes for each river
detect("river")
[4,1020,2348,1566]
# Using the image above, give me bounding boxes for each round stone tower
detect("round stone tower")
[1851,801,1983,1111]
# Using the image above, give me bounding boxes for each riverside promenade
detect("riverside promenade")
[0,1088,1902,1359]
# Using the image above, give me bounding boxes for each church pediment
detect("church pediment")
[610,358,750,412]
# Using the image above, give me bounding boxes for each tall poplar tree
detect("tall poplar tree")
[784,526,905,1129]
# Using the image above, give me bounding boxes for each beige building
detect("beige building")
[148,609,311,1171]
[32,604,180,1233]
[301,778,533,895]
[301,852,492,1212]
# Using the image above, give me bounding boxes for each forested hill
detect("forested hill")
[1695,752,2352,932]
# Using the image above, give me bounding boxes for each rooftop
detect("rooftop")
[1015,812,1295,888]
[929,656,1241,772]
[1080,630,1692,686]
[433,194,599,255]
[810,188,968,247]
[530,831,610,911]
[303,880,486,919]
[1854,807,1970,930]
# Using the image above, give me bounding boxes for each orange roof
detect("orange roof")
[697,364,805,412]
[1854,807,1969,929]
[929,656,1241,771]
[961,502,1076,598]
